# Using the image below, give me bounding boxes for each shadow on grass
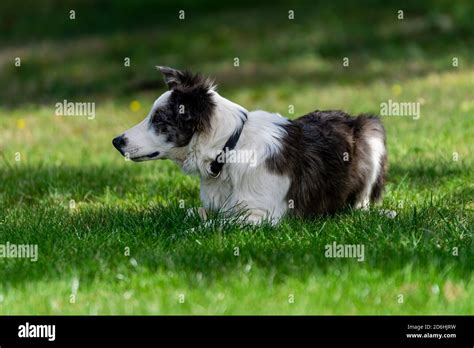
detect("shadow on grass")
[1,206,471,288]
[0,164,142,206]
[1,160,467,206]
[1,0,473,107]
[0,163,471,288]
[0,162,198,208]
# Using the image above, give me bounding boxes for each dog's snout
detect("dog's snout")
[112,135,127,152]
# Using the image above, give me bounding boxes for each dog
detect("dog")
[113,66,387,224]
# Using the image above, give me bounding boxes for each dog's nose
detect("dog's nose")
[112,135,127,151]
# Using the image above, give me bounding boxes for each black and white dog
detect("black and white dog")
[113,67,387,224]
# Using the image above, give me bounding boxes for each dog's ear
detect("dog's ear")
[156,66,184,89]
[171,86,215,133]
[157,67,216,133]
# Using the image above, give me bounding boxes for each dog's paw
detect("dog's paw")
[236,209,279,226]
[233,212,262,226]
[197,207,208,221]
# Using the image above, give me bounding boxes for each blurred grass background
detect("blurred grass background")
[0,0,472,314]
[1,0,474,106]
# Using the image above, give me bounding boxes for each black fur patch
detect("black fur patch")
[266,110,387,216]
[150,69,215,147]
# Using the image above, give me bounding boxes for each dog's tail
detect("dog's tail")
[354,115,387,205]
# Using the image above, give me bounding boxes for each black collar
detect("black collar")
[209,111,247,178]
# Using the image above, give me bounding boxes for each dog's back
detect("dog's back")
[266,110,387,215]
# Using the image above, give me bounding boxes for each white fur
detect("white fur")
[193,92,291,224]
[355,135,386,209]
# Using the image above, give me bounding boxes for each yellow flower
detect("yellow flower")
[391,84,402,96]
[130,100,141,112]
[17,118,26,129]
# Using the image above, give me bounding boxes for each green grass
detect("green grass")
[0,0,473,314]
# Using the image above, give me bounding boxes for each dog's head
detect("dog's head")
[113,66,215,162]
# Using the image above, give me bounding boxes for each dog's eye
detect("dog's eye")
[150,112,165,130]
[153,121,172,135]
[151,120,167,133]
[151,110,162,124]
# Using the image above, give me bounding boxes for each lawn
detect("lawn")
[0,0,472,314]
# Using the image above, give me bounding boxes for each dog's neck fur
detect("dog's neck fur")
[180,91,247,177]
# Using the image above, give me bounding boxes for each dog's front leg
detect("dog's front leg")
[230,170,290,226]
